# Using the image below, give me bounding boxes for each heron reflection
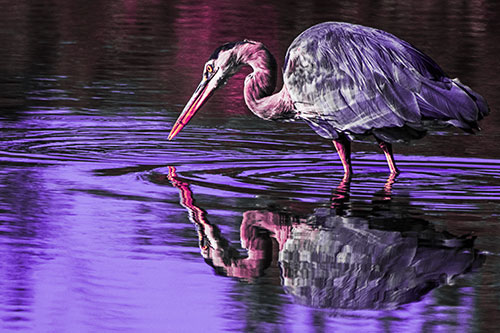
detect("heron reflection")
[166,166,483,310]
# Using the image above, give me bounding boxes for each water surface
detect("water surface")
[1,0,500,331]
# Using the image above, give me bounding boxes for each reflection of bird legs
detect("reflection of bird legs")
[331,171,351,214]
[383,172,398,200]
[331,166,399,210]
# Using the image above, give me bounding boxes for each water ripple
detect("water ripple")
[3,118,500,205]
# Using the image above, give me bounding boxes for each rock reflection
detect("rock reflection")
[166,166,484,310]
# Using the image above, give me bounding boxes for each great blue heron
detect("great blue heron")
[168,22,489,176]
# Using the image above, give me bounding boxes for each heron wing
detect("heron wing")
[284,22,488,142]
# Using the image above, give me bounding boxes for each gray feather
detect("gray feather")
[284,22,489,143]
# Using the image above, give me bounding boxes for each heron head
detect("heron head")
[167,41,251,140]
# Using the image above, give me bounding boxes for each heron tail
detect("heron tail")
[417,78,489,132]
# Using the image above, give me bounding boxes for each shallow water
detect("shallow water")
[1,0,500,331]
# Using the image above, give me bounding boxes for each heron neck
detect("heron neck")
[237,43,294,120]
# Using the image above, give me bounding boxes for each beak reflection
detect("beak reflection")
[162,167,485,309]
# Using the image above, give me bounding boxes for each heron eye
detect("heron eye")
[206,65,213,73]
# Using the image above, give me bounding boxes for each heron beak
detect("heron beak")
[168,78,216,140]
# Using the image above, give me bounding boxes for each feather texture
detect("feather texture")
[284,22,489,143]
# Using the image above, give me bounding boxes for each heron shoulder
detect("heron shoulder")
[281,22,486,142]
[284,22,446,82]
[282,22,434,140]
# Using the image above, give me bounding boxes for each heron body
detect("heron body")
[168,22,489,176]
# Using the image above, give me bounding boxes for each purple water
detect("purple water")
[1,0,500,331]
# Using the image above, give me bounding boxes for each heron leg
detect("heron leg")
[333,135,352,178]
[376,139,400,175]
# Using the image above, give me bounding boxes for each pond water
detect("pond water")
[1,0,500,331]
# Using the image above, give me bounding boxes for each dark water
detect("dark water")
[1,0,500,331]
